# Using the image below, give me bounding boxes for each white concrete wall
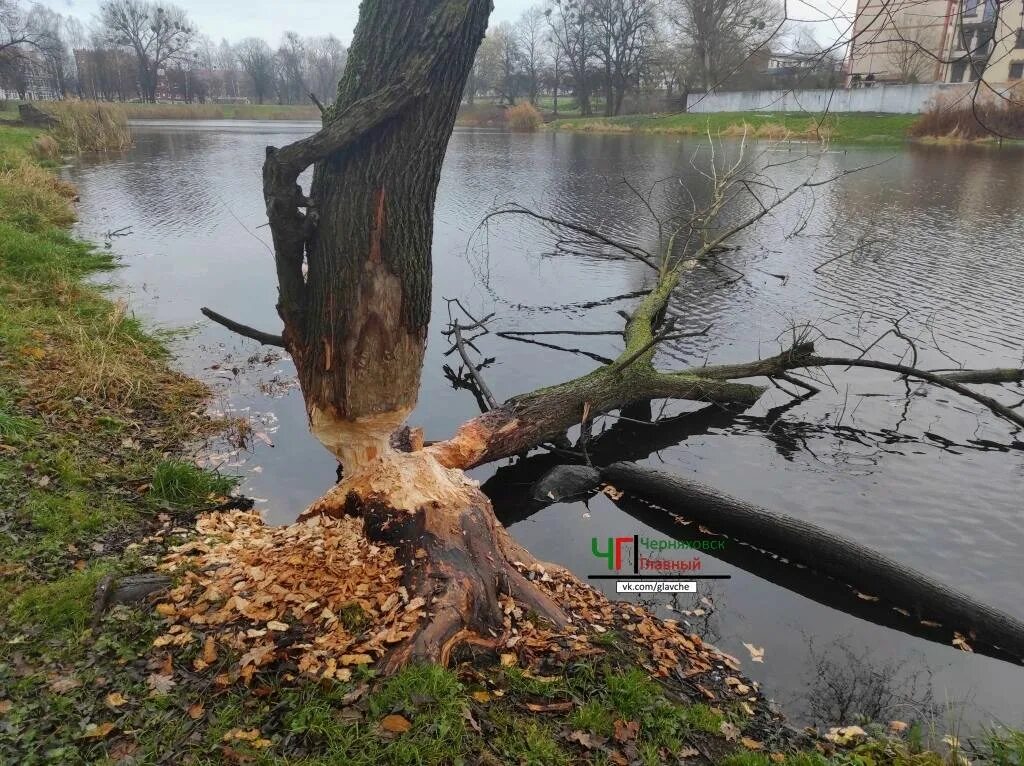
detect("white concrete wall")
[685,83,976,114]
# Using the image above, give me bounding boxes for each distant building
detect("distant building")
[765,52,823,74]
[0,50,61,101]
[944,0,1024,84]
[846,0,956,85]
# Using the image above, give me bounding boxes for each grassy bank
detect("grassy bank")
[121,102,321,121]
[549,111,919,144]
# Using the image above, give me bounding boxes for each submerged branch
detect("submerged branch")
[200,307,285,347]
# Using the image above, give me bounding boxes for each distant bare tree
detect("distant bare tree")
[666,0,781,91]
[544,31,567,114]
[517,5,547,104]
[493,20,522,104]
[890,14,935,84]
[98,0,196,102]
[0,0,46,56]
[593,0,658,115]
[546,0,597,115]
[305,35,347,106]
[275,31,306,105]
[235,37,274,104]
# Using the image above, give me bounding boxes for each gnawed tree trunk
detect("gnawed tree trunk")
[260,0,568,668]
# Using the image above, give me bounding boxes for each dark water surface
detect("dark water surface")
[67,120,1024,729]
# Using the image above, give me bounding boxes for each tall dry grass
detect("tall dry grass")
[506,101,543,132]
[0,158,78,230]
[910,89,1024,141]
[40,101,133,152]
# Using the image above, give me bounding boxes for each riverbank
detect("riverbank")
[3,122,1022,765]
[120,102,322,120]
[549,111,919,143]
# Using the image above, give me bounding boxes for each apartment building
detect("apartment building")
[945,0,1024,83]
[846,0,956,84]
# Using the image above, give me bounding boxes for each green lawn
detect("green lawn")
[549,111,920,144]
[121,101,321,120]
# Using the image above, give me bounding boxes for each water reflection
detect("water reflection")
[66,123,1024,729]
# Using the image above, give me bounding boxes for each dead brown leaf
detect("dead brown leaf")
[567,730,606,749]
[380,714,412,733]
[188,703,206,720]
[203,635,218,664]
[719,721,740,741]
[49,675,82,694]
[524,700,573,713]
[146,673,175,696]
[105,692,128,708]
[613,719,640,743]
[741,737,764,750]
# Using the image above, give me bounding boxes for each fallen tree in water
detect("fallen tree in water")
[601,461,1024,663]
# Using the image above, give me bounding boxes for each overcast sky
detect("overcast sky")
[56,0,542,45]
[53,0,852,47]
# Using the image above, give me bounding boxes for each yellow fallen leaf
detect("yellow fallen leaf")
[471,691,491,703]
[83,722,115,739]
[223,728,263,742]
[380,714,411,733]
[741,737,764,750]
[770,753,786,763]
[340,653,372,665]
[105,692,127,707]
[500,653,517,667]
[825,725,867,746]
[267,620,289,632]
[743,643,765,663]
[188,703,205,720]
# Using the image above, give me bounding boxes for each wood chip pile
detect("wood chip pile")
[155,510,754,701]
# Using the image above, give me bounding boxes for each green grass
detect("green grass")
[549,111,920,144]
[9,562,118,632]
[149,460,236,507]
[121,102,321,121]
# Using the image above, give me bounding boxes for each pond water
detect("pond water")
[66,120,1024,730]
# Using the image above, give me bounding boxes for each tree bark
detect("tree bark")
[262,0,574,669]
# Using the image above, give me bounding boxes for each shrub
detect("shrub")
[910,89,1024,140]
[506,101,543,132]
[31,134,60,161]
[40,101,133,152]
